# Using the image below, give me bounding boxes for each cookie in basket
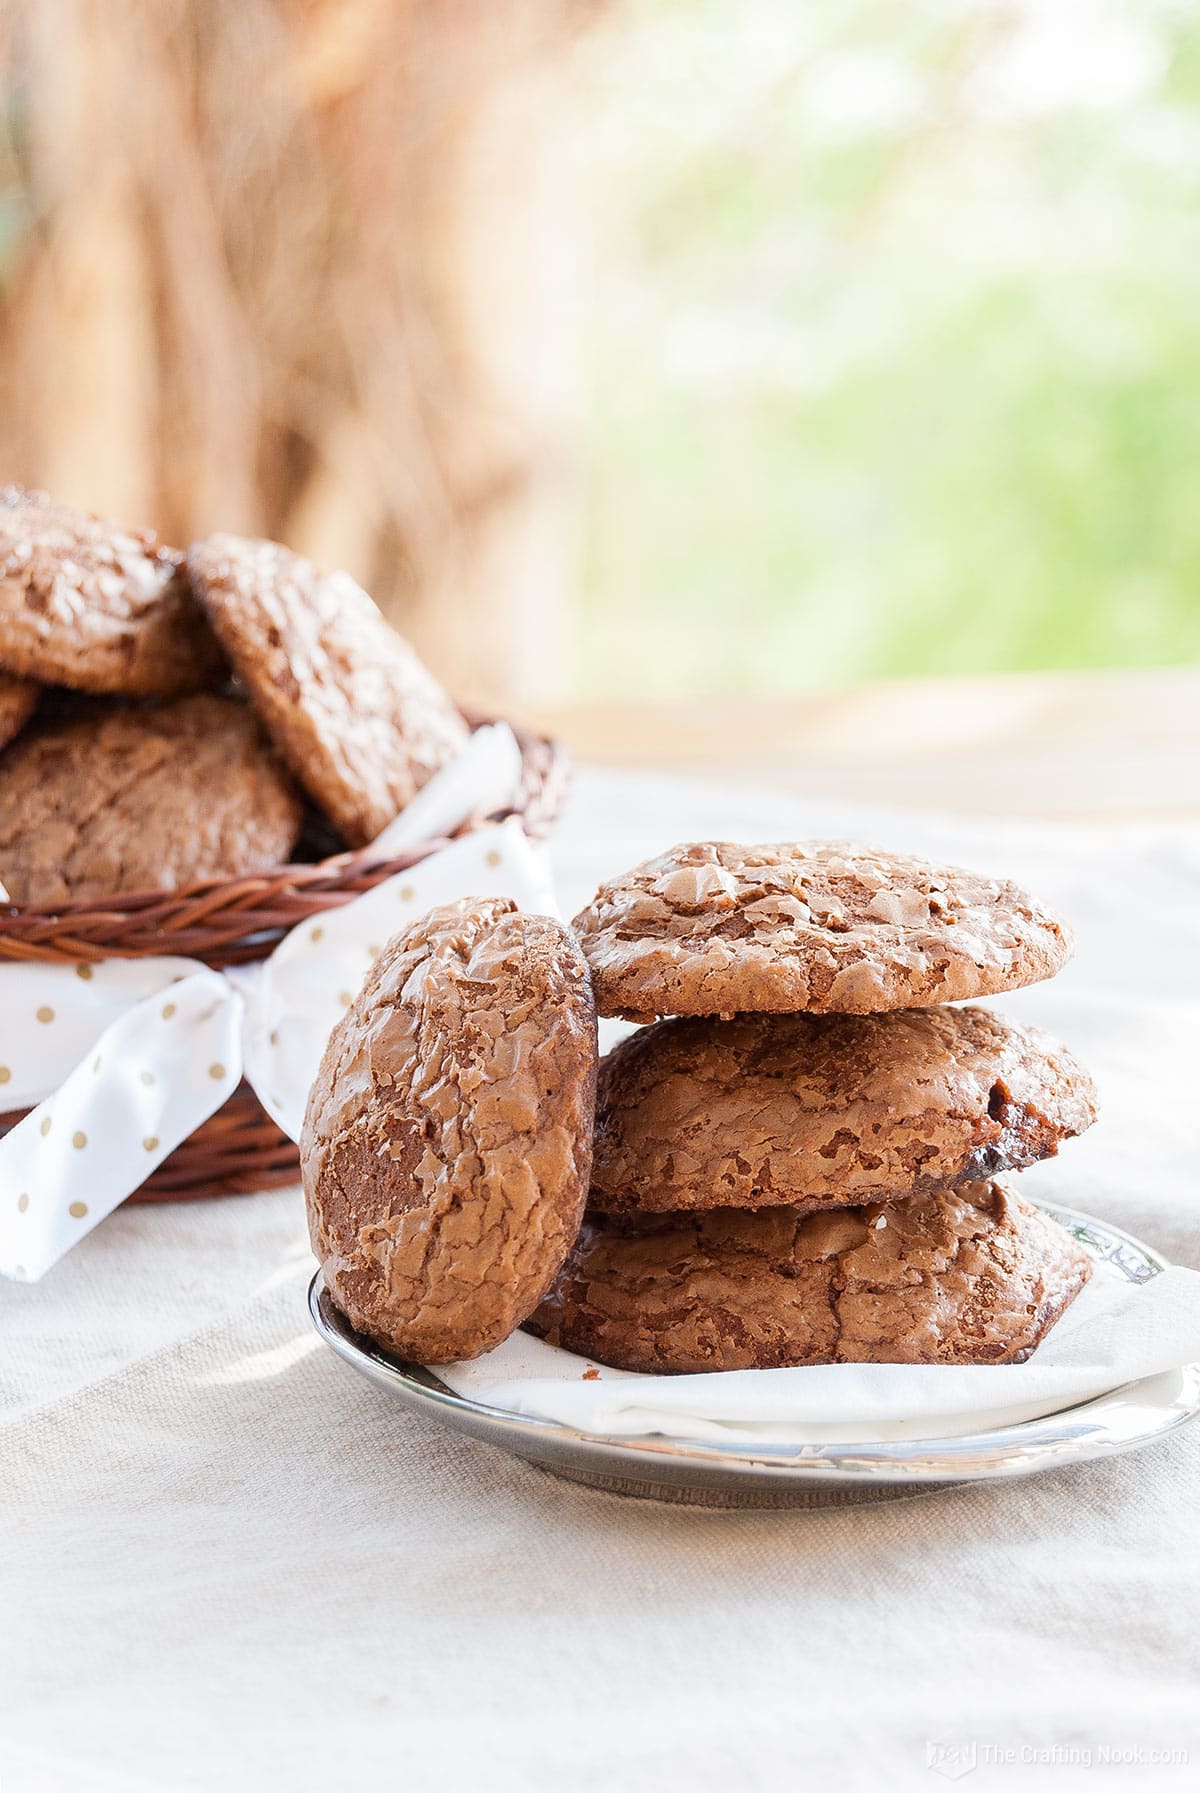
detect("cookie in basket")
[187,534,469,847]
[303,896,597,1363]
[0,693,304,906]
[528,1180,1092,1374]
[572,840,1073,1021]
[0,672,38,750]
[0,486,224,697]
[591,1005,1097,1216]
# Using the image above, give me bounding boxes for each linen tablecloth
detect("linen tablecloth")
[2,767,1198,1791]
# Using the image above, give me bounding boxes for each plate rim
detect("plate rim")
[307,1201,1200,1487]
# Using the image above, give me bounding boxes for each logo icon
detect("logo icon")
[926,1739,978,1780]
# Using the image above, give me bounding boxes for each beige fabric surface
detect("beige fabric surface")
[2,767,1199,1792]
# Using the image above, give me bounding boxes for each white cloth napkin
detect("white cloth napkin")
[438,1258,1200,1443]
[0,724,556,1282]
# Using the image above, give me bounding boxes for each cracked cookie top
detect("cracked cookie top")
[302,896,598,1364]
[0,694,304,906]
[528,1180,1092,1374]
[0,487,224,697]
[591,1006,1097,1216]
[572,841,1073,1021]
[187,534,469,847]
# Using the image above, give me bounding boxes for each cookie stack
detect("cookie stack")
[302,842,1098,1377]
[0,486,467,907]
[535,842,1097,1372]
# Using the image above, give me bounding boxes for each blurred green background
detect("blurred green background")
[580,0,1200,696]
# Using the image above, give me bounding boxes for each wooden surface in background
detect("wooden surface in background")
[518,667,1200,823]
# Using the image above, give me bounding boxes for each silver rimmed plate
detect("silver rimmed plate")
[307,1205,1200,1508]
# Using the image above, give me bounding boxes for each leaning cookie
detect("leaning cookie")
[302,897,598,1364]
[572,841,1072,1021]
[0,694,304,907]
[0,672,38,750]
[0,486,224,696]
[591,1006,1097,1216]
[187,534,470,847]
[527,1182,1092,1374]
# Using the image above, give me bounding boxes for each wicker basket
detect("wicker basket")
[0,714,567,1202]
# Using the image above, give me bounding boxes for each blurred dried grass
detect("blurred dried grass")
[0,0,594,702]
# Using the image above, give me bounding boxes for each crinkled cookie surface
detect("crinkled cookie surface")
[528,1181,1092,1374]
[0,486,223,696]
[0,693,303,906]
[592,1006,1097,1215]
[572,841,1073,1021]
[302,896,598,1364]
[188,533,469,846]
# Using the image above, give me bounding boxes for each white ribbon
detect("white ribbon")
[0,724,560,1282]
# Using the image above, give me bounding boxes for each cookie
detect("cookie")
[591,1006,1097,1216]
[0,486,224,696]
[572,841,1073,1021]
[0,673,38,750]
[302,896,598,1364]
[187,534,470,847]
[0,694,304,907]
[528,1181,1091,1374]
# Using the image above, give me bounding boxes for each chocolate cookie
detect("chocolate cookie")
[0,694,304,907]
[572,841,1073,1021]
[187,534,469,847]
[592,1006,1097,1216]
[302,896,598,1364]
[528,1181,1091,1374]
[0,486,224,696]
[0,673,38,750]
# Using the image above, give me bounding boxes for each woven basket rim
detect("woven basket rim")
[0,709,567,967]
